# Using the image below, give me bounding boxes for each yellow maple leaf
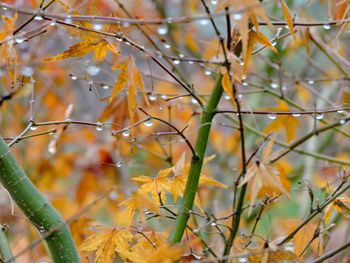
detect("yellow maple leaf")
[324,197,350,224]
[45,2,119,62]
[80,228,133,263]
[263,100,301,143]
[279,218,318,256]
[133,153,228,211]
[240,137,290,214]
[110,55,149,130]
[119,191,162,225]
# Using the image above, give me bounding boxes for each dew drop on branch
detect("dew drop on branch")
[308,79,315,85]
[30,126,38,131]
[92,23,103,30]
[173,59,180,65]
[270,82,278,89]
[157,25,168,35]
[211,0,218,5]
[122,129,130,136]
[149,94,157,101]
[292,113,301,117]
[267,113,277,120]
[205,70,212,76]
[164,43,171,49]
[70,74,78,80]
[144,119,153,127]
[96,122,103,131]
[21,66,34,76]
[233,13,242,20]
[86,65,100,76]
[102,85,109,90]
[323,24,331,30]
[339,119,346,125]
[315,113,324,120]
[200,19,209,25]
[15,36,26,44]
[34,15,43,21]
[116,161,122,167]
[238,257,248,263]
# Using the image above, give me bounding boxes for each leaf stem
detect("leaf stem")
[169,75,223,243]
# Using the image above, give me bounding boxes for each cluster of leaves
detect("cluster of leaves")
[0,0,349,262]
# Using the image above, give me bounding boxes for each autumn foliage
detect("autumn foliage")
[0,0,350,262]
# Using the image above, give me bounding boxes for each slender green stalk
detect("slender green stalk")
[0,225,15,263]
[0,136,79,262]
[169,75,223,243]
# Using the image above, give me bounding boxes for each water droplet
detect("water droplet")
[93,23,103,30]
[210,222,216,226]
[21,66,34,76]
[39,226,44,233]
[238,94,243,99]
[308,79,315,85]
[200,19,209,25]
[122,129,130,136]
[70,74,78,80]
[144,118,153,127]
[48,144,56,154]
[160,94,167,99]
[179,53,184,58]
[242,81,248,87]
[238,257,248,263]
[64,15,72,23]
[122,22,130,28]
[65,118,72,123]
[2,6,8,10]
[173,59,180,65]
[292,113,301,117]
[15,36,26,44]
[149,94,157,101]
[86,65,100,76]
[164,43,171,49]
[316,113,324,120]
[272,42,277,46]
[211,0,218,5]
[268,113,277,120]
[224,94,230,100]
[233,13,242,20]
[337,109,344,114]
[96,122,103,131]
[49,20,56,26]
[109,191,118,200]
[282,85,287,91]
[34,15,43,21]
[285,25,289,29]
[102,85,109,90]
[339,119,346,125]
[188,61,194,64]
[191,98,198,104]
[270,82,278,89]
[30,126,38,131]
[285,243,295,252]
[205,70,212,76]
[323,23,331,30]
[157,24,168,35]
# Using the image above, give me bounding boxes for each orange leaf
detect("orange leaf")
[280,0,296,40]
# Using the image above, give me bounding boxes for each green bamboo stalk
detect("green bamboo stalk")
[169,75,223,243]
[0,136,79,262]
[0,224,15,263]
